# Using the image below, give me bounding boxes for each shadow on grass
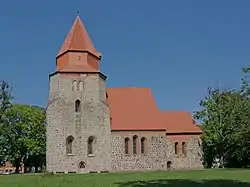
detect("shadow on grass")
[117,179,250,187]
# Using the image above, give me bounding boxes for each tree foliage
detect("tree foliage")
[0,80,46,172]
[0,80,13,165]
[194,67,250,168]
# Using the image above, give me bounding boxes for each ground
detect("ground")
[0,169,250,187]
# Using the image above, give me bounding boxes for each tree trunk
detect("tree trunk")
[219,156,224,168]
[15,160,20,173]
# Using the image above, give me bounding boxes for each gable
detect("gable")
[107,87,202,134]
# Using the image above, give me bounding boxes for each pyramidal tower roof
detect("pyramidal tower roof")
[57,16,101,59]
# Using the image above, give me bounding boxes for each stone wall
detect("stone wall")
[111,131,167,172]
[46,73,112,173]
[165,135,203,170]
[111,131,203,172]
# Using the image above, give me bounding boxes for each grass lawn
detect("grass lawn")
[0,169,250,187]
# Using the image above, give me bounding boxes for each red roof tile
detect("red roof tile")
[57,16,101,58]
[107,88,163,131]
[107,87,202,134]
[160,111,202,134]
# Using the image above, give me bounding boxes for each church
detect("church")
[46,15,203,173]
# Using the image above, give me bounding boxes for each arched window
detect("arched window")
[182,142,187,156]
[72,81,78,91]
[66,136,74,154]
[124,137,130,154]
[132,135,138,154]
[79,81,84,91]
[75,99,81,113]
[141,137,146,154]
[174,142,178,155]
[88,136,94,155]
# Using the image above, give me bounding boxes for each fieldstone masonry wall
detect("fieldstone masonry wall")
[165,136,203,170]
[46,73,203,173]
[111,131,167,171]
[111,131,203,171]
[46,73,112,173]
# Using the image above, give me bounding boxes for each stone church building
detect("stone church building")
[46,16,203,174]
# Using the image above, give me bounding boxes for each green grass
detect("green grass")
[0,169,250,187]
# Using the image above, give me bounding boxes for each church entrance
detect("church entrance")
[78,161,86,173]
[167,161,172,170]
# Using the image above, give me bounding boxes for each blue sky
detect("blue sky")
[0,1,249,115]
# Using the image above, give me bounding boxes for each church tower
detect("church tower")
[46,16,112,173]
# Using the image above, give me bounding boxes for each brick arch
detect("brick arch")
[132,135,139,154]
[140,137,147,154]
[182,142,187,156]
[78,161,86,173]
[174,142,178,155]
[124,137,131,154]
[79,161,86,169]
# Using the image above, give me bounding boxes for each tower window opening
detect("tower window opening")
[75,99,81,113]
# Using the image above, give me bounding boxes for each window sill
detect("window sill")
[88,154,95,157]
[66,154,75,156]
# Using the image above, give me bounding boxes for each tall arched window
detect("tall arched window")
[72,81,78,91]
[66,136,74,154]
[88,136,94,155]
[75,99,81,113]
[182,142,187,156]
[79,81,84,91]
[141,137,147,154]
[132,135,138,154]
[174,142,178,155]
[125,137,130,154]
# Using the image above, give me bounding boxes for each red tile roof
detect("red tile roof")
[55,16,102,74]
[160,111,202,134]
[107,88,162,131]
[57,16,101,59]
[107,88,202,134]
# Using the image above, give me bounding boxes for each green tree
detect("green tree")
[18,105,46,172]
[0,103,46,172]
[194,86,249,168]
[235,66,250,167]
[241,66,250,96]
[8,104,46,172]
[194,66,250,168]
[0,80,13,166]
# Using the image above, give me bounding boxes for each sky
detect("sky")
[0,1,250,115]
